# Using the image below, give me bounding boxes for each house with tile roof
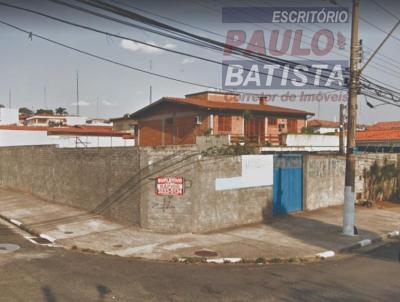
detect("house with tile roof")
[356,129,400,152]
[307,119,340,134]
[130,91,314,146]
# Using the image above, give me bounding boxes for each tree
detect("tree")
[36,109,54,115]
[19,107,34,116]
[0,104,4,108]
[55,107,68,115]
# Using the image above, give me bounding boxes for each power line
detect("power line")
[0,19,239,94]
[187,0,400,77]
[0,18,349,101]
[49,0,347,82]
[0,1,347,92]
[368,0,399,21]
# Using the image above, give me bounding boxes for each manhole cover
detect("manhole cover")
[30,237,52,245]
[0,244,20,253]
[194,249,218,257]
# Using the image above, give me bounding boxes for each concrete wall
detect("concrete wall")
[0,144,272,233]
[0,145,141,225]
[303,153,399,211]
[139,150,273,233]
[303,154,346,211]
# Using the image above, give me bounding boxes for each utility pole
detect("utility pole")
[343,0,360,236]
[339,104,345,155]
[76,71,80,116]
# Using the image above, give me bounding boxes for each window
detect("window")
[287,119,298,132]
[218,115,232,132]
[268,117,277,126]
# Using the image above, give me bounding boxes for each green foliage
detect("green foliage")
[55,107,68,115]
[301,127,317,134]
[18,107,34,115]
[242,110,253,120]
[202,144,260,156]
[364,158,400,203]
[203,128,213,136]
[36,108,54,115]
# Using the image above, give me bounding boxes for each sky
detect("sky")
[0,0,400,124]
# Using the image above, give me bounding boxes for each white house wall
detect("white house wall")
[0,129,134,148]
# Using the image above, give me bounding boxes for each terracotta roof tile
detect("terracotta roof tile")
[131,96,314,118]
[356,130,400,142]
[308,119,340,128]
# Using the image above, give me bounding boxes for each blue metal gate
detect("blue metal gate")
[273,154,303,215]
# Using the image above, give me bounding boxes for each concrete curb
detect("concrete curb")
[175,230,400,265]
[1,213,399,265]
[0,214,56,245]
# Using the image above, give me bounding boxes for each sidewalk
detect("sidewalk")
[0,188,399,262]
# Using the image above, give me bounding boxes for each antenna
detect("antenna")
[8,89,11,108]
[44,85,47,109]
[96,97,99,118]
[149,60,153,104]
[76,71,80,116]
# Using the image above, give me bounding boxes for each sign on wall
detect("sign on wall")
[155,177,185,196]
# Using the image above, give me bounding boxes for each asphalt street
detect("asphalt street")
[0,219,399,302]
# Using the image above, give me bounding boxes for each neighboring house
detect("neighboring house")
[367,121,400,131]
[0,108,19,125]
[110,116,137,134]
[0,125,134,148]
[86,118,112,126]
[130,91,313,146]
[26,115,88,127]
[356,129,400,152]
[307,119,340,134]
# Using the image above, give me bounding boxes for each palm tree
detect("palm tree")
[55,107,68,115]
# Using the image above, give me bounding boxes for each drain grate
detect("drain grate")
[194,249,218,257]
[0,243,20,253]
[30,237,52,245]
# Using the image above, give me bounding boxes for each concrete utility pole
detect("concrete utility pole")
[343,0,360,236]
[339,104,345,155]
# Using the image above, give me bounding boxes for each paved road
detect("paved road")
[0,219,399,302]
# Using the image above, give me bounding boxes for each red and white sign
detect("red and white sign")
[155,177,184,196]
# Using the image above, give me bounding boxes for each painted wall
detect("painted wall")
[0,108,19,125]
[0,129,134,148]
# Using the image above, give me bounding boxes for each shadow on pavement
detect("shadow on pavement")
[262,209,380,252]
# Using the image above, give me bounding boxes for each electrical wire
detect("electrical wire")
[48,0,348,82]
[0,1,347,92]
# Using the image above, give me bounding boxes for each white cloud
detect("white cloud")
[182,58,196,64]
[120,39,176,54]
[71,101,90,106]
[101,100,116,107]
